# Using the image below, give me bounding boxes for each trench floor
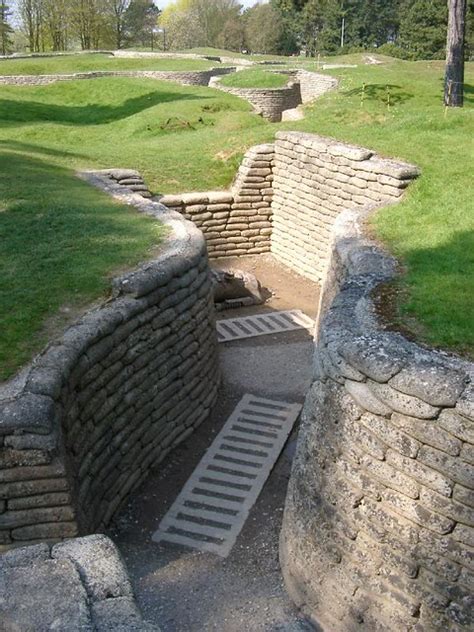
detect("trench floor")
[109,255,319,632]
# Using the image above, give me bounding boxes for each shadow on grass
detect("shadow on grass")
[0,139,90,160]
[441,81,473,104]
[343,83,413,106]
[0,89,208,126]
[464,83,474,103]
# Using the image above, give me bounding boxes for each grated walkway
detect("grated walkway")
[216,309,314,343]
[152,394,302,557]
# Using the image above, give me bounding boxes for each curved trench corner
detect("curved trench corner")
[1,129,472,632]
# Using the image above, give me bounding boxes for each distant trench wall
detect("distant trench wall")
[0,67,235,87]
[210,70,337,122]
[159,144,274,258]
[211,78,302,122]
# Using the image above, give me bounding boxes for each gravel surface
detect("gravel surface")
[109,256,319,632]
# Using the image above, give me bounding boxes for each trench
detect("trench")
[108,254,319,632]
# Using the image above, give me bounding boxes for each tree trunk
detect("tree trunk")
[444,0,467,107]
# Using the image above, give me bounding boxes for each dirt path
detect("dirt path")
[109,256,319,632]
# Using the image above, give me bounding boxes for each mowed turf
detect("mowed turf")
[220,68,288,88]
[0,77,260,380]
[283,59,474,355]
[0,53,216,75]
[0,55,472,381]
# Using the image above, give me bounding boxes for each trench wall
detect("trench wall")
[278,136,474,631]
[211,70,337,121]
[0,66,234,87]
[159,144,274,257]
[271,131,419,281]
[0,178,219,549]
[211,78,302,122]
[1,534,159,631]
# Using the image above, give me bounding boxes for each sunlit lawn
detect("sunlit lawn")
[0,55,472,380]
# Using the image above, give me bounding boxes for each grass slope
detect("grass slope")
[0,53,214,75]
[287,59,474,355]
[219,69,288,89]
[0,55,472,380]
[0,152,166,381]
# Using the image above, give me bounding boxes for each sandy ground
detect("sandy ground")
[109,255,319,632]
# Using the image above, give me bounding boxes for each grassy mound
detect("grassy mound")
[219,69,288,89]
[0,53,214,75]
[0,77,258,380]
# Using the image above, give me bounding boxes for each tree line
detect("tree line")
[1,0,159,53]
[1,0,472,60]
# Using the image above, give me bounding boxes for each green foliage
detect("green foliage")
[0,2,13,55]
[269,0,471,60]
[244,3,284,55]
[398,0,447,60]
[220,68,288,88]
[160,0,242,51]
[125,0,160,48]
[376,42,412,60]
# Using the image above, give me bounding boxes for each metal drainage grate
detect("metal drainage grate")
[152,394,302,557]
[216,309,314,343]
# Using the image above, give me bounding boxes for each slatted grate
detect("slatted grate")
[152,394,302,557]
[216,309,314,343]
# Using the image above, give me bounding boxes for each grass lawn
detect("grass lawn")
[285,59,474,355]
[0,54,472,380]
[0,152,167,381]
[219,69,288,89]
[0,53,215,75]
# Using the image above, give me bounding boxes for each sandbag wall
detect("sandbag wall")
[278,136,474,631]
[0,179,219,549]
[270,131,419,281]
[159,144,274,257]
[0,67,235,87]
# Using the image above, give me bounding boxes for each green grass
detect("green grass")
[285,59,474,355]
[219,69,288,89]
[0,53,215,75]
[0,76,260,380]
[0,54,473,380]
[0,152,167,381]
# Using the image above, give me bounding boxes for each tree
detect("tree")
[0,2,13,55]
[43,0,70,51]
[105,0,131,49]
[125,0,160,48]
[19,0,49,53]
[159,0,203,50]
[398,0,447,59]
[245,3,283,54]
[216,15,245,51]
[444,0,467,106]
[160,0,241,50]
[69,0,108,50]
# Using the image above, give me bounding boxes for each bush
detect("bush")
[376,43,413,60]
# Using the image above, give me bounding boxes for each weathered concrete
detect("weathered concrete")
[278,136,473,631]
[0,176,219,549]
[0,534,159,631]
